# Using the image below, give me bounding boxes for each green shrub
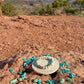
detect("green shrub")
[39,0,71,15]
[65,8,79,14]
[2,3,17,16]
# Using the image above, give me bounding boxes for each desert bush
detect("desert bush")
[39,0,71,15]
[2,3,17,16]
[65,8,79,14]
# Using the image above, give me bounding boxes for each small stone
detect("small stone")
[69,73,76,78]
[23,58,26,60]
[60,63,64,67]
[47,54,51,56]
[60,63,65,69]
[10,79,17,83]
[26,59,31,64]
[34,79,38,82]
[67,79,72,82]
[51,80,55,84]
[57,58,60,61]
[60,66,63,69]
[64,61,69,66]
[21,72,26,79]
[60,78,64,83]
[9,69,14,73]
[58,71,62,74]
[18,78,23,82]
[47,80,52,84]
[63,68,70,73]
[32,57,36,61]
[38,79,41,84]
[23,63,28,67]
[19,72,23,75]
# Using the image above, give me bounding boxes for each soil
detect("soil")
[0,15,84,84]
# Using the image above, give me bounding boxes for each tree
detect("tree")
[63,0,71,9]
[52,0,61,8]
[77,0,84,13]
[72,0,84,13]
[1,3,17,16]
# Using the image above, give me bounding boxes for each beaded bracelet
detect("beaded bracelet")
[36,57,54,69]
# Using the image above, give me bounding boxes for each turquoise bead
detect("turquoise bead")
[63,68,70,73]
[69,73,76,78]
[64,61,69,66]
[23,58,26,60]
[23,63,28,67]
[60,63,64,69]
[10,79,17,83]
[19,72,23,75]
[58,71,62,74]
[51,80,55,84]
[57,58,60,61]
[60,66,63,69]
[9,69,14,73]
[38,79,41,84]
[67,79,72,82]
[60,78,64,83]
[18,78,23,82]
[32,56,36,61]
[26,59,31,64]
[34,79,38,82]
[47,80,52,84]
[47,54,51,56]
[21,72,26,79]
[60,63,64,67]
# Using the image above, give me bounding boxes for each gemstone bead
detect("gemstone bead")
[67,78,72,82]
[60,78,64,83]
[9,69,14,73]
[58,71,62,74]
[18,78,23,82]
[34,79,38,82]
[69,73,76,78]
[10,79,17,83]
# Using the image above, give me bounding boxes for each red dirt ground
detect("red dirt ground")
[0,15,84,84]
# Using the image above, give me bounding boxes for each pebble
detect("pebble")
[21,72,26,79]
[51,80,55,84]
[57,58,60,61]
[58,71,62,74]
[10,79,17,83]
[23,58,26,60]
[47,80,52,84]
[64,61,69,66]
[26,59,31,64]
[18,78,23,82]
[60,66,63,69]
[47,54,51,56]
[69,73,76,78]
[34,79,38,82]
[19,72,23,75]
[23,63,28,67]
[67,78,72,82]
[38,79,41,84]
[32,56,36,61]
[60,78,64,83]
[63,68,70,73]
[9,69,14,73]
[60,63,65,69]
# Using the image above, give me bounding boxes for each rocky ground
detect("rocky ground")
[0,15,84,84]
